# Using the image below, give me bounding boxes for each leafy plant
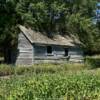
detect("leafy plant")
[0,72,100,99]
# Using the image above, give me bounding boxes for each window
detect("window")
[64,48,68,56]
[47,46,52,54]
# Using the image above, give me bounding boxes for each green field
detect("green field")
[0,64,100,100]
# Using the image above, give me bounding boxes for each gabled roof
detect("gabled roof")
[19,25,81,47]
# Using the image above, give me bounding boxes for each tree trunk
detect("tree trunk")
[4,48,11,64]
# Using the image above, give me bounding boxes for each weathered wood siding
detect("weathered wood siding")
[34,45,47,57]
[34,45,84,64]
[53,46,65,57]
[34,45,68,64]
[68,48,84,63]
[15,34,84,65]
[34,45,65,57]
[16,33,33,65]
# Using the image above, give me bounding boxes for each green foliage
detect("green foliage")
[67,13,100,53]
[0,63,85,76]
[0,64,14,76]
[0,0,100,56]
[0,0,18,48]
[0,64,99,99]
[16,0,67,32]
[0,72,100,99]
[85,56,100,68]
[15,0,100,53]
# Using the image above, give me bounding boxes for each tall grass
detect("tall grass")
[0,63,86,76]
[0,63,100,99]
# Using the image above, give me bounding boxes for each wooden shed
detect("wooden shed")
[12,25,84,65]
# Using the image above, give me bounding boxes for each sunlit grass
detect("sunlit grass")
[0,63,86,76]
[0,63,100,99]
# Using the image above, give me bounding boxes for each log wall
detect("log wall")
[34,45,84,64]
[16,33,33,65]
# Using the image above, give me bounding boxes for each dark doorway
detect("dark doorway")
[47,46,52,54]
[64,48,68,56]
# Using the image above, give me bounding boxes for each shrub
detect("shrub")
[85,56,100,68]
[0,64,14,76]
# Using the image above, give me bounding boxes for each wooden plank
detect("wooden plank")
[18,33,32,48]
[34,56,69,60]
[19,50,33,53]
[34,59,68,64]
[16,33,33,65]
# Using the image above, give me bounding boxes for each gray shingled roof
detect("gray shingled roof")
[19,25,81,46]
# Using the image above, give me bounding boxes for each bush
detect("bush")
[0,64,14,76]
[85,56,100,68]
[15,66,33,75]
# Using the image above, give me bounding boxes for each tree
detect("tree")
[0,0,100,64]
[0,0,19,63]
[66,0,100,54]
[16,0,68,35]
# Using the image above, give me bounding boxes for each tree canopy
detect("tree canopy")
[0,0,100,55]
